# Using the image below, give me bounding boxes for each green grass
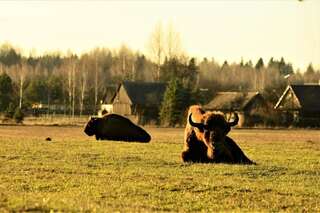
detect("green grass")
[0,126,319,212]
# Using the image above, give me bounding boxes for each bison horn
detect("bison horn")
[189,113,205,130]
[227,112,239,127]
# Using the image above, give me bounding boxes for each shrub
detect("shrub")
[4,103,15,119]
[13,107,24,123]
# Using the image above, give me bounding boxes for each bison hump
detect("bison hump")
[99,114,151,142]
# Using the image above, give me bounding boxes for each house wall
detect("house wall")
[110,83,163,125]
[296,110,320,127]
[225,112,245,128]
[275,87,320,126]
[98,104,113,116]
[242,96,271,126]
[112,85,132,115]
[276,89,301,110]
[238,113,245,127]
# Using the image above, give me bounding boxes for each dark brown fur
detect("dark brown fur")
[181,105,254,164]
[84,114,151,143]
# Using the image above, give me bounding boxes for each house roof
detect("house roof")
[114,81,167,106]
[275,84,320,111]
[102,85,118,104]
[204,92,262,111]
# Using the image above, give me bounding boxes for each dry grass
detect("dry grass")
[22,116,89,126]
[0,126,319,212]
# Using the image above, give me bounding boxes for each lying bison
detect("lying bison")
[84,114,151,142]
[181,105,254,164]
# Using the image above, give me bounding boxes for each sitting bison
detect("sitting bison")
[181,105,254,164]
[84,114,151,142]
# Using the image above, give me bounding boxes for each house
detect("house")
[203,92,268,127]
[99,85,118,116]
[110,81,167,124]
[274,84,320,126]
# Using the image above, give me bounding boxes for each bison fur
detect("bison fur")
[181,105,254,164]
[84,114,151,143]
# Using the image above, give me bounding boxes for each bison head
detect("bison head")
[189,111,239,144]
[84,117,100,136]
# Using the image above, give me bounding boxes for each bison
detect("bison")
[84,113,151,143]
[181,105,254,164]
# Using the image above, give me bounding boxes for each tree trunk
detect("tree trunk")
[68,65,72,117]
[19,74,23,109]
[47,93,50,117]
[72,63,76,118]
[80,65,87,116]
[94,59,98,114]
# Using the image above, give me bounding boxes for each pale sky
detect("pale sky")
[0,0,319,71]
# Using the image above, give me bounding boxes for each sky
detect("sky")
[0,0,319,71]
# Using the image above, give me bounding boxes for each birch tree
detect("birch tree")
[166,22,183,60]
[18,63,28,108]
[94,57,98,113]
[68,62,72,116]
[79,58,88,116]
[148,22,165,81]
[7,63,28,109]
[72,61,76,118]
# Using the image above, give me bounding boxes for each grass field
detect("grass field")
[0,126,319,212]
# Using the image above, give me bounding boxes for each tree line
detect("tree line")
[0,40,319,123]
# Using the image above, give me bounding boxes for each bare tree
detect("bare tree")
[66,59,77,117]
[94,57,98,113]
[68,63,72,116]
[18,64,28,108]
[148,22,165,81]
[8,63,29,109]
[72,62,76,118]
[166,22,183,60]
[79,58,88,116]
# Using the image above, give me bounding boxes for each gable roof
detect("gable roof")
[113,81,167,106]
[102,85,118,104]
[204,92,263,111]
[275,84,320,111]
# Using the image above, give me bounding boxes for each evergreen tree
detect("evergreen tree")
[159,78,190,126]
[134,54,146,81]
[38,54,63,72]
[304,63,317,83]
[160,57,181,82]
[13,106,24,123]
[184,58,198,89]
[0,73,14,112]
[24,77,48,104]
[4,102,15,118]
[0,44,21,66]
[47,75,64,104]
[278,58,293,75]
[255,58,264,70]
[268,57,275,68]
[282,63,294,76]
[268,57,293,76]
[221,60,229,70]
[305,63,315,75]
[240,58,244,67]
[245,60,253,68]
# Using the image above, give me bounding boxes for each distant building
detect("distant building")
[31,103,67,115]
[203,92,269,127]
[274,84,320,126]
[99,85,118,116]
[110,81,167,124]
